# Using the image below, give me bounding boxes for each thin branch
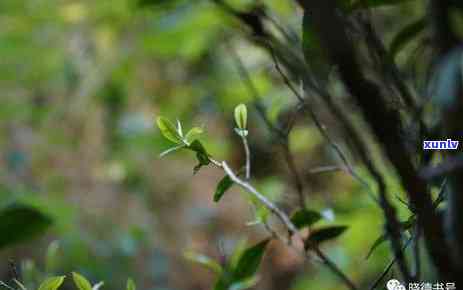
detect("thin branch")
[369,236,414,290]
[223,161,299,235]
[269,47,379,203]
[240,136,251,180]
[268,27,413,282]
[310,246,359,290]
[309,165,343,174]
[0,282,16,290]
[222,161,359,290]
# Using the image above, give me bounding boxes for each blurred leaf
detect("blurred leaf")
[390,17,426,59]
[126,279,136,290]
[45,241,60,273]
[229,239,248,270]
[232,239,270,281]
[156,117,183,144]
[229,276,259,290]
[365,234,387,259]
[0,204,53,249]
[214,240,269,290]
[214,175,233,202]
[185,127,204,144]
[92,282,104,290]
[37,276,65,290]
[309,226,348,244]
[184,251,223,274]
[72,272,92,290]
[400,216,415,230]
[290,209,322,229]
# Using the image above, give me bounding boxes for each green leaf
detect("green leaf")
[159,144,186,158]
[72,272,92,290]
[229,239,248,270]
[290,209,322,229]
[309,226,348,244]
[37,276,66,290]
[390,17,426,59]
[185,127,204,144]
[232,239,270,281]
[187,140,210,174]
[229,276,259,290]
[214,175,233,202]
[156,116,183,144]
[0,204,53,249]
[126,279,136,290]
[365,234,388,259]
[184,251,223,274]
[234,104,247,130]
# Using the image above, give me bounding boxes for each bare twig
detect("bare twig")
[240,136,251,180]
[309,165,343,174]
[369,236,414,290]
[269,47,379,203]
[223,161,299,235]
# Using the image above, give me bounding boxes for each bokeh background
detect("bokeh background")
[0,0,431,289]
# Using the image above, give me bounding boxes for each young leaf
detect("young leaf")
[290,209,322,229]
[184,251,223,274]
[37,276,66,290]
[234,104,247,130]
[126,279,136,290]
[214,175,233,202]
[185,127,204,144]
[72,272,92,290]
[159,144,186,158]
[232,239,270,281]
[308,226,348,244]
[365,234,388,259]
[0,204,52,249]
[156,117,183,144]
[176,119,183,137]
